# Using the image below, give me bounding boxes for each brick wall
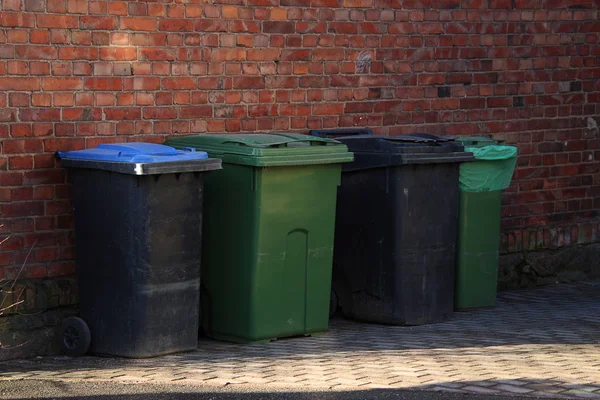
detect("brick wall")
[0,0,599,323]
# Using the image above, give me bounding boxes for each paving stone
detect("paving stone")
[0,281,599,398]
[561,391,600,399]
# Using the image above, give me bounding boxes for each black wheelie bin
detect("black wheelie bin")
[58,143,221,357]
[310,130,474,325]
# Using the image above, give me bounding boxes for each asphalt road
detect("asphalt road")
[0,379,555,400]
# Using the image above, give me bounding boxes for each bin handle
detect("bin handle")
[181,147,197,152]
[220,137,333,148]
[309,128,374,138]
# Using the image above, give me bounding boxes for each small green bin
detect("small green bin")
[454,136,517,311]
[165,134,353,343]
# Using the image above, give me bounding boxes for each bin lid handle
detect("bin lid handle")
[382,134,452,144]
[220,134,339,148]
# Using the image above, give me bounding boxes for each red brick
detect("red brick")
[1,201,45,217]
[37,15,78,29]
[0,171,23,186]
[312,0,341,5]
[50,61,71,76]
[345,102,374,113]
[31,93,51,107]
[0,108,16,122]
[84,78,123,90]
[180,106,213,118]
[3,0,22,11]
[100,48,137,61]
[163,77,197,90]
[248,105,278,117]
[80,16,117,30]
[36,248,58,262]
[7,61,28,75]
[62,108,102,121]
[42,78,83,91]
[73,62,92,76]
[299,76,329,88]
[120,17,157,31]
[314,49,345,61]
[103,108,142,120]
[195,20,228,32]
[47,262,75,277]
[141,48,176,61]
[30,30,50,44]
[331,75,360,87]
[7,31,28,43]
[211,49,246,62]
[46,200,70,216]
[313,103,344,115]
[143,108,178,119]
[11,125,31,138]
[9,156,33,170]
[343,0,372,6]
[159,19,194,32]
[20,109,60,122]
[329,22,358,34]
[487,97,513,108]
[248,49,281,61]
[67,0,87,13]
[233,76,265,89]
[133,77,160,91]
[0,13,35,28]
[15,46,57,60]
[9,94,30,107]
[72,31,91,46]
[263,21,296,34]
[54,94,73,107]
[31,124,53,139]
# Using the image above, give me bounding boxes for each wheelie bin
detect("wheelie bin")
[58,143,221,357]
[453,136,517,311]
[165,134,353,343]
[310,130,474,326]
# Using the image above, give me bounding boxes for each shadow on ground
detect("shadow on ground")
[0,281,598,398]
[4,378,598,399]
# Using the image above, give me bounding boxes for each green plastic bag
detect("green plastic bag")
[459,145,517,192]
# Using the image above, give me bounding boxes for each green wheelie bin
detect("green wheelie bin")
[454,136,517,310]
[165,134,353,343]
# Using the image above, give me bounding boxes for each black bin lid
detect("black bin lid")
[336,133,475,171]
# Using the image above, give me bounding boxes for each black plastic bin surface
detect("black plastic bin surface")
[58,143,221,358]
[310,131,474,326]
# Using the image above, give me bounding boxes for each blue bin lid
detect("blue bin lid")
[57,142,222,175]
[58,143,209,163]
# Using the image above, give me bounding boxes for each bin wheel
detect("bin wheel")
[329,289,338,317]
[62,317,91,357]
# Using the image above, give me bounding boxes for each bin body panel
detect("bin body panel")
[333,163,460,325]
[453,136,516,311]
[71,169,204,357]
[455,189,502,310]
[201,163,340,343]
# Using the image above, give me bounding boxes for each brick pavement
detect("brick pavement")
[1,281,599,398]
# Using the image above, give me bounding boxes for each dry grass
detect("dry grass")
[0,226,36,316]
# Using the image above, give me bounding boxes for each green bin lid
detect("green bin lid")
[454,136,505,147]
[165,133,354,167]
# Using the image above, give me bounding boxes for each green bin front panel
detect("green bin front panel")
[455,189,502,311]
[201,163,341,343]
